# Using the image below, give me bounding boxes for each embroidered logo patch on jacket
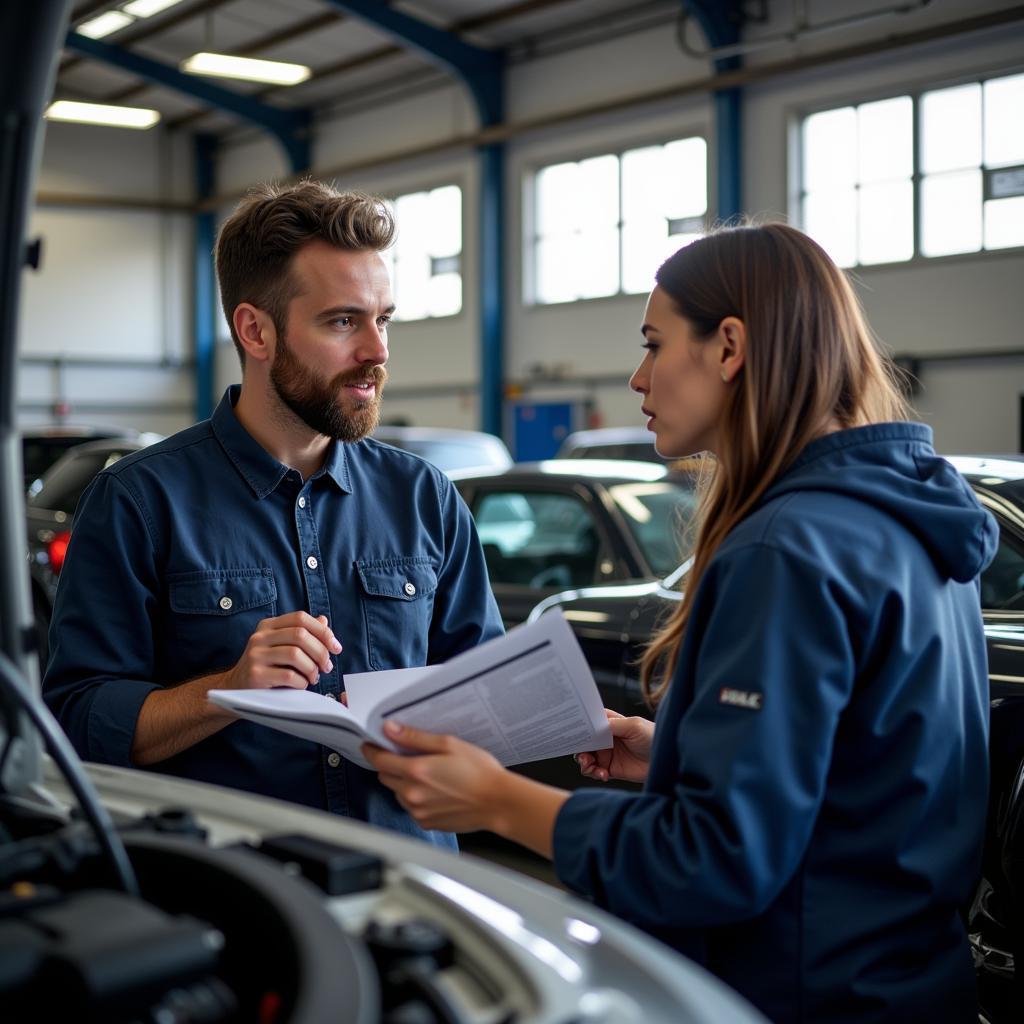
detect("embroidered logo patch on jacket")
[719,687,763,711]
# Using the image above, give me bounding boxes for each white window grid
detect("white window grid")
[797,70,1024,269]
[525,136,709,305]
[381,183,463,322]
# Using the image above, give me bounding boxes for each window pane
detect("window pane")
[395,191,430,251]
[984,73,1024,169]
[921,83,982,174]
[429,185,461,258]
[393,254,430,321]
[664,137,707,218]
[803,107,857,191]
[858,96,912,183]
[921,170,983,256]
[803,188,857,267]
[426,271,461,318]
[536,235,578,304]
[621,145,667,221]
[859,180,913,264]
[622,219,669,295]
[577,155,619,227]
[575,228,619,299]
[984,195,1024,250]
[536,162,580,235]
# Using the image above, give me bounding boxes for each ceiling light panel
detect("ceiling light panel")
[75,11,135,39]
[180,52,312,86]
[45,100,161,129]
[121,0,185,17]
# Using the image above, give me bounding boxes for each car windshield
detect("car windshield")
[608,480,698,578]
[384,437,506,473]
[29,447,135,514]
[568,441,668,463]
[21,436,92,486]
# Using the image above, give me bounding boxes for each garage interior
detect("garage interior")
[2,1,1024,1022]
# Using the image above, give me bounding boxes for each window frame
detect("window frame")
[792,66,1024,271]
[523,130,710,307]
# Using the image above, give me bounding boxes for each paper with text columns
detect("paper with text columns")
[207,609,612,771]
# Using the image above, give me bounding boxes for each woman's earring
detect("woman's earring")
[720,371,730,383]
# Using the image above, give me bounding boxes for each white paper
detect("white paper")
[207,609,612,770]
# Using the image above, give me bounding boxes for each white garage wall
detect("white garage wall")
[20,2,1024,451]
[19,121,194,434]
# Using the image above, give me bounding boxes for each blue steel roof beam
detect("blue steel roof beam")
[317,0,503,126]
[682,1,745,221]
[63,31,312,172]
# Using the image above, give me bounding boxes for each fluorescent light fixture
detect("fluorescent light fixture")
[121,0,184,15]
[181,52,312,86]
[45,100,160,130]
[76,11,134,38]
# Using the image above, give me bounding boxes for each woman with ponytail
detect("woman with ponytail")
[366,223,995,1023]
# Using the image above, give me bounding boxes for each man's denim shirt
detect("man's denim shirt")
[43,386,504,849]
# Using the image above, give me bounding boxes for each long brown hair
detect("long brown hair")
[640,222,911,705]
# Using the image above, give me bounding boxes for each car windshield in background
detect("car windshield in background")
[372,427,513,476]
[567,441,668,463]
[608,480,698,578]
[389,437,506,473]
[28,444,140,514]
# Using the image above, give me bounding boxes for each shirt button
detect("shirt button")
[403,581,416,596]
[219,596,233,610]
[298,496,306,509]
[327,752,341,768]
[306,555,318,570]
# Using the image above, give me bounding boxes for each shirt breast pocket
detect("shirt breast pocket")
[167,567,278,669]
[356,557,438,670]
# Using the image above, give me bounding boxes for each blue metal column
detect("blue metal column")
[479,142,504,437]
[317,1,506,437]
[194,135,217,421]
[684,2,744,221]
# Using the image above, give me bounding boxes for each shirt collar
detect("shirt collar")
[211,385,353,498]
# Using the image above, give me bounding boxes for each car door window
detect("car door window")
[981,531,1024,611]
[473,491,600,589]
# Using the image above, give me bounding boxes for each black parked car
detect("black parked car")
[453,460,699,628]
[530,455,1024,1021]
[26,436,157,670]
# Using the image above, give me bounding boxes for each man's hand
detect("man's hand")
[575,710,654,784]
[219,612,342,690]
[132,612,342,766]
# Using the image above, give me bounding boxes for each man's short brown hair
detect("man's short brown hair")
[215,180,395,364]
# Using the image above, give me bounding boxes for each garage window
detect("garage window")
[381,184,462,321]
[799,71,1024,267]
[527,136,708,304]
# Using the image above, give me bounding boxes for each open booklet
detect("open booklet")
[207,609,613,771]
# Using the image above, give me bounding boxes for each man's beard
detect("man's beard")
[270,332,387,442]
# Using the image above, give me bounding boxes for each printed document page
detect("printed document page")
[357,609,612,767]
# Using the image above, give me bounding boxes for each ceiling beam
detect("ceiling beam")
[319,0,503,125]
[63,30,312,171]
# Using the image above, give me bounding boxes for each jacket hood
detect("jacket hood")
[762,423,998,583]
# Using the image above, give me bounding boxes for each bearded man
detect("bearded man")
[43,181,503,848]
